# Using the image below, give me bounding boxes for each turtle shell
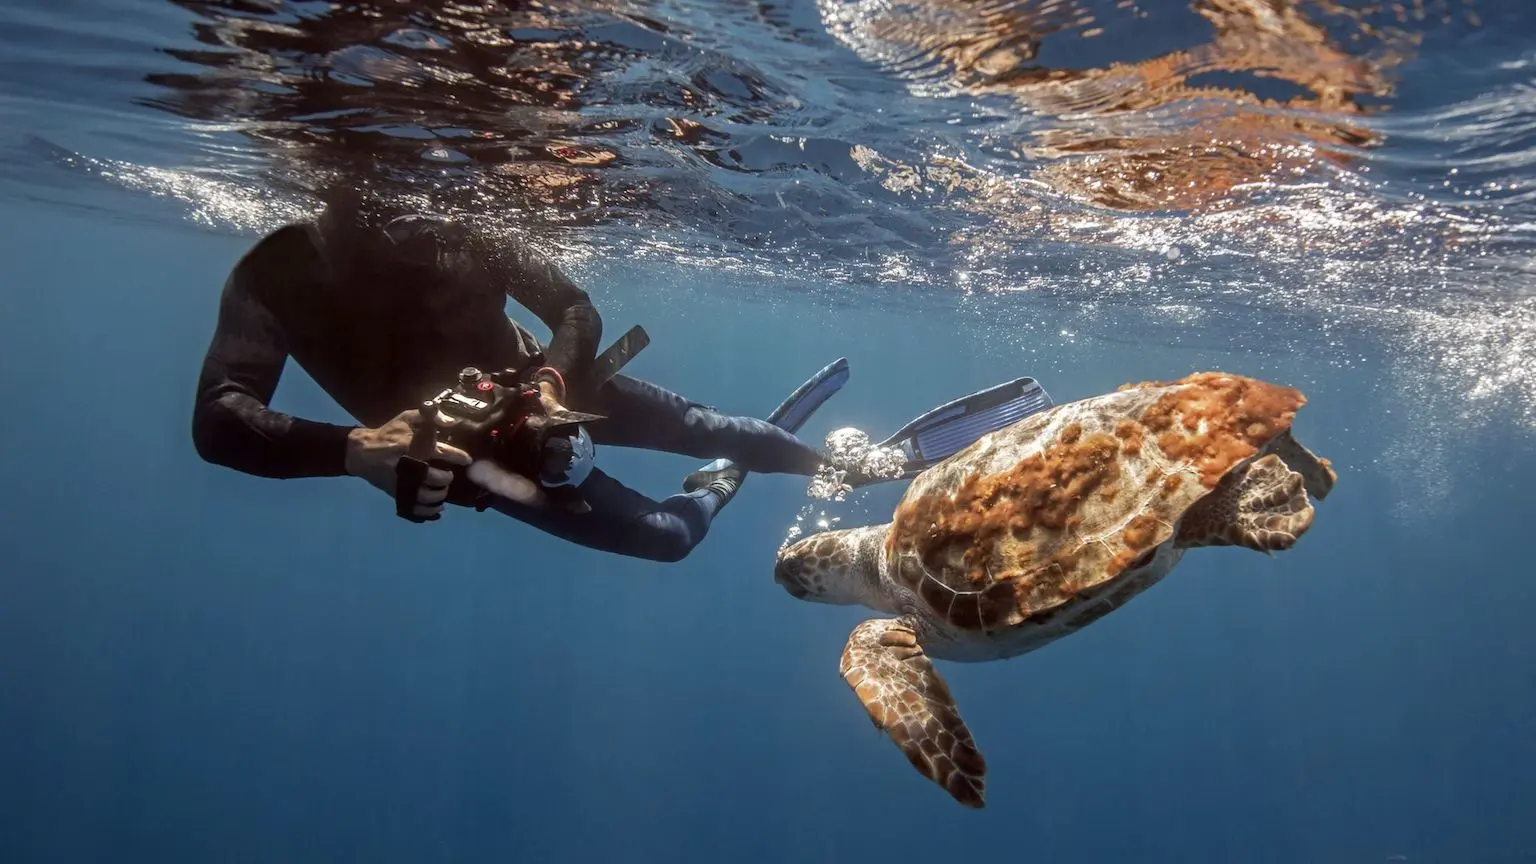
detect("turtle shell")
[885,372,1307,632]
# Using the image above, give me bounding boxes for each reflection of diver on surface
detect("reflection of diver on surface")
[190,191,1046,560]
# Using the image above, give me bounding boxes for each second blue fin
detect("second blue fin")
[856,376,1054,485]
[766,356,850,434]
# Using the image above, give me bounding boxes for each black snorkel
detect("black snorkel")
[393,324,651,522]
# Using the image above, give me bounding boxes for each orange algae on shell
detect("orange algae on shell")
[888,429,1123,604]
[1115,419,1144,455]
[887,371,1306,627]
[1161,473,1184,498]
[1137,372,1304,488]
[1108,512,1165,576]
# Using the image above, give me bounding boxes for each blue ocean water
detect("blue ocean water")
[1,0,1534,861]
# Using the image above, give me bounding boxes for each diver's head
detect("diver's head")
[314,187,459,285]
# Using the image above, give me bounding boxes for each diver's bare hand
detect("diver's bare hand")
[345,411,472,521]
[536,379,569,415]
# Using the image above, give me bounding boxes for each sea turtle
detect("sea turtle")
[774,371,1335,808]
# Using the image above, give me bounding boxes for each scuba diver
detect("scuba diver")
[191,189,1052,561]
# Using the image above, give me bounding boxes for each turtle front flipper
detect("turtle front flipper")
[839,617,987,808]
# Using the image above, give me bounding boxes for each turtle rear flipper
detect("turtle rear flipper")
[1269,429,1336,501]
[1176,454,1315,552]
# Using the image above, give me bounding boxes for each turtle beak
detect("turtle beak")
[774,548,814,600]
[774,544,823,599]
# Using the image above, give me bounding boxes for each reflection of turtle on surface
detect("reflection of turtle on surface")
[774,372,1336,808]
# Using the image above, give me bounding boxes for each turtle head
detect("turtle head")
[774,525,887,608]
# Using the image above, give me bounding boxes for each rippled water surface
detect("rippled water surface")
[2,0,1535,859]
[5,1,1532,452]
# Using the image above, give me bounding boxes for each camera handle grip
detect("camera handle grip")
[395,401,452,523]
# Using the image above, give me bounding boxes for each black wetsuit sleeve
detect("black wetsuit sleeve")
[191,237,357,479]
[481,233,602,384]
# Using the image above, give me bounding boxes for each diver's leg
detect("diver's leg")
[483,468,735,563]
[581,374,824,475]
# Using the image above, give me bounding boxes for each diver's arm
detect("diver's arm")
[482,232,602,387]
[191,263,357,479]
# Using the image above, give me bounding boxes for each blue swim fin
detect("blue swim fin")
[765,356,851,434]
[851,376,1054,486]
[687,357,851,484]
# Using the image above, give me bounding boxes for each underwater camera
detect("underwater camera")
[392,325,650,522]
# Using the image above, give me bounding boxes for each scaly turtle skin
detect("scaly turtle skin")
[774,372,1335,808]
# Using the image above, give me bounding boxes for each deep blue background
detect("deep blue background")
[2,0,1536,861]
[2,194,1534,862]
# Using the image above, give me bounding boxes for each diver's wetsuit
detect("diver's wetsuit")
[191,208,825,561]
